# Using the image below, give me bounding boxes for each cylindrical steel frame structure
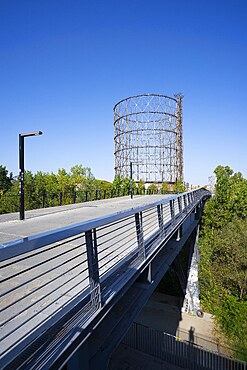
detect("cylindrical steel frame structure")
[114,93,183,184]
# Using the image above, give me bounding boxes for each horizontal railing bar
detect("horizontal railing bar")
[0,236,87,269]
[97,214,134,233]
[97,229,137,256]
[96,220,135,244]
[0,243,86,284]
[0,190,205,261]
[0,268,89,328]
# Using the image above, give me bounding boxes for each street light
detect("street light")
[19,131,43,220]
[130,161,133,199]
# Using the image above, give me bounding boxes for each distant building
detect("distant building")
[208,175,216,193]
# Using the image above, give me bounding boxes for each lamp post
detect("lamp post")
[19,131,43,220]
[130,161,133,199]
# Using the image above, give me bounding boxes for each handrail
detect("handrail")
[0,188,210,369]
[0,188,209,260]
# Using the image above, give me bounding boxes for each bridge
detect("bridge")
[0,189,211,369]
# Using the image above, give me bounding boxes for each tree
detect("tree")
[0,165,13,194]
[70,165,95,192]
[174,179,185,193]
[0,178,19,213]
[212,217,247,300]
[199,165,247,359]
[137,180,145,194]
[147,184,158,194]
[201,165,247,232]
[161,182,169,193]
[112,174,123,195]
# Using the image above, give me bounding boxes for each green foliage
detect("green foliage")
[199,165,247,359]
[215,295,247,361]
[0,165,99,213]
[174,179,185,193]
[0,179,19,213]
[112,174,122,193]
[147,183,158,193]
[201,165,247,232]
[213,217,247,300]
[137,180,145,193]
[161,182,169,192]
[0,165,13,194]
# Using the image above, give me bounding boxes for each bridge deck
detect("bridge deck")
[0,195,173,367]
[0,195,170,244]
[0,191,209,369]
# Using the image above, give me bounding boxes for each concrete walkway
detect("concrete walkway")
[135,292,217,352]
[0,195,171,244]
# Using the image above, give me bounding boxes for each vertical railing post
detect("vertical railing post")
[73,191,77,204]
[157,204,164,237]
[188,193,191,207]
[183,194,187,212]
[85,228,102,309]
[170,199,175,224]
[135,212,145,260]
[178,196,182,216]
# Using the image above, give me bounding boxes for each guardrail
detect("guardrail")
[0,188,210,369]
[0,188,177,214]
[176,327,246,359]
[122,322,246,370]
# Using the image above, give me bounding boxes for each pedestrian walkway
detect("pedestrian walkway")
[0,195,171,244]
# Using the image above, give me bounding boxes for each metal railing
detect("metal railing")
[176,327,246,359]
[0,188,177,214]
[0,188,209,368]
[122,322,247,370]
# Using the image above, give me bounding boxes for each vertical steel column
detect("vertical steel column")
[130,161,133,199]
[19,135,25,220]
[157,204,164,237]
[85,229,102,309]
[188,193,192,207]
[135,212,145,260]
[170,199,175,225]
[178,196,182,215]
[183,194,187,212]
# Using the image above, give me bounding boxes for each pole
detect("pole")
[19,131,43,220]
[19,134,25,220]
[130,161,133,199]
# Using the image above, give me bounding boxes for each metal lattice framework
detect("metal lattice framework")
[114,93,183,184]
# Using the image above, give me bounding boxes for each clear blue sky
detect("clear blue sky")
[1,0,246,185]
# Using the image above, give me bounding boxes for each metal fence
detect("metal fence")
[0,188,209,368]
[176,327,246,359]
[122,322,247,370]
[0,188,177,214]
